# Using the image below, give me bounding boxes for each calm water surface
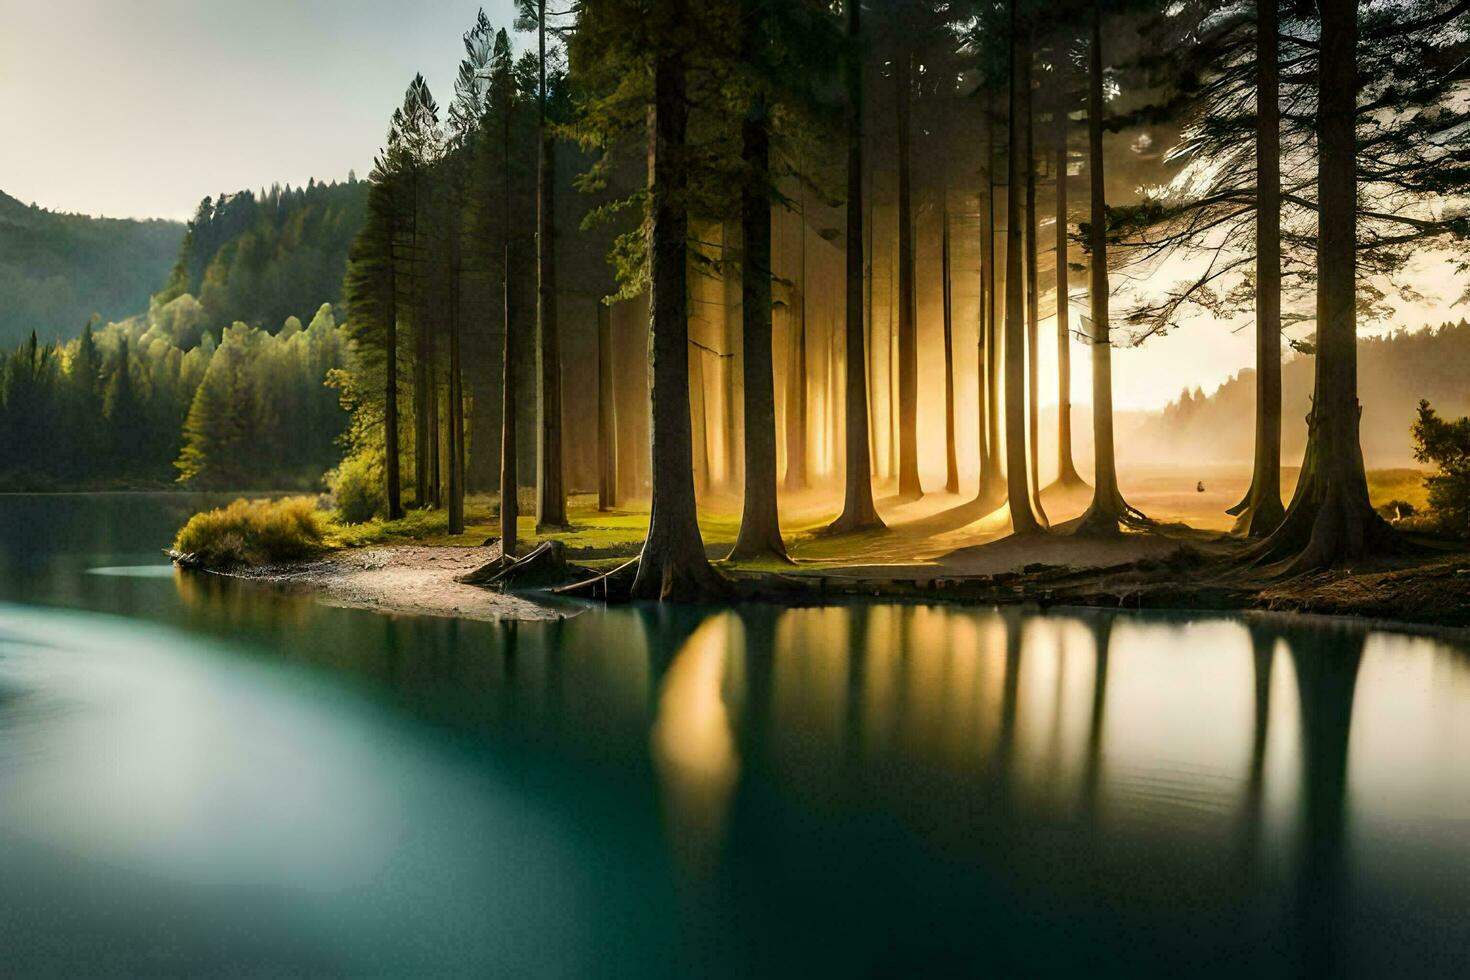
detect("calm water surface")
[2,494,1469,976]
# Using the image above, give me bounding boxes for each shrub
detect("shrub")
[1412,400,1470,538]
[174,496,326,568]
[329,454,384,524]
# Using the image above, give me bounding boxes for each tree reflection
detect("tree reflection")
[1290,627,1364,974]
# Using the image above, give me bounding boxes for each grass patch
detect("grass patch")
[174,496,327,568]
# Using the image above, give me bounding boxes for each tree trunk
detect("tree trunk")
[1054,103,1084,488]
[1004,12,1044,534]
[941,189,959,494]
[385,215,403,520]
[731,79,789,561]
[447,263,465,535]
[722,220,742,489]
[1073,1,1136,536]
[1022,64,1048,526]
[499,107,519,556]
[499,244,519,556]
[978,95,1005,505]
[597,302,618,510]
[830,0,883,534]
[895,48,922,499]
[784,181,809,491]
[428,351,440,508]
[411,174,429,509]
[631,36,723,600]
[1228,0,1285,536]
[1249,0,1395,571]
[535,6,566,529]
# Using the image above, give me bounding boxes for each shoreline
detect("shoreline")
[185,531,1470,639]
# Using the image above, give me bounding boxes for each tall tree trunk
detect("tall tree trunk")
[1074,1,1136,536]
[1250,0,1394,571]
[1004,11,1044,533]
[429,351,440,508]
[722,220,742,489]
[535,4,567,529]
[1229,0,1286,536]
[447,263,465,534]
[731,71,789,561]
[412,177,430,508]
[385,215,403,520]
[978,96,1005,505]
[1054,103,1084,487]
[941,188,959,494]
[830,0,883,533]
[597,302,618,510]
[499,248,519,555]
[631,35,723,600]
[895,48,922,499]
[785,179,809,491]
[499,109,519,556]
[1023,63,1049,526]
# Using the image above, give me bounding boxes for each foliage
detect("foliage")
[173,496,326,567]
[329,454,385,524]
[0,300,348,490]
[0,190,182,348]
[156,180,367,336]
[1412,400,1470,538]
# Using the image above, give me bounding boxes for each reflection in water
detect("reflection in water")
[651,614,739,875]
[4,491,1469,978]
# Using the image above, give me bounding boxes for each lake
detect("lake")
[1,493,1468,976]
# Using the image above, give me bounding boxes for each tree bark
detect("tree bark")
[784,182,809,491]
[1249,0,1396,571]
[631,35,723,600]
[597,302,618,510]
[1004,11,1044,534]
[1022,61,1049,527]
[385,209,403,520]
[447,261,465,534]
[830,0,883,534]
[895,47,922,499]
[978,95,1005,506]
[535,2,566,529]
[499,247,519,555]
[499,104,519,556]
[1054,103,1084,487]
[1228,0,1286,536]
[942,189,959,494]
[1073,1,1136,536]
[730,70,789,561]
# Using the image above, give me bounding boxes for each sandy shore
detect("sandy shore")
[229,545,579,622]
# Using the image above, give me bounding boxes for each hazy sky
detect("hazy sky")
[0,0,519,221]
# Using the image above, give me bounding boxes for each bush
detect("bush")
[329,454,384,524]
[174,496,326,568]
[1412,400,1470,538]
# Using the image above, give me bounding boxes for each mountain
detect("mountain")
[0,191,182,346]
[1133,319,1470,468]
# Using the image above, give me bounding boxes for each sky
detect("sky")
[0,0,520,221]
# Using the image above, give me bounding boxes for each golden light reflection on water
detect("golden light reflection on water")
[640,604,1470,881]
[650,614,740,874]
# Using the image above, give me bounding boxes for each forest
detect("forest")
[5,0,1468,595]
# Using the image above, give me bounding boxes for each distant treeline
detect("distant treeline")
[0,299,348,491]
[0,190,182,348]
[1140,319,1470,467]
[155,179,367,338]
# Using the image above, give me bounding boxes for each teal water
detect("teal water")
[1,494,1468,977]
